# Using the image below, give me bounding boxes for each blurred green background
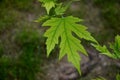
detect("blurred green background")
[0,0,120,80]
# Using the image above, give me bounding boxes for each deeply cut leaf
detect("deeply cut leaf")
[110,35,120,59]
[42,16,97,74]
[92,44,114,58]
[38,0,56,14]
[44,1,55,14]
[92,35,120,59]
[34,15,50,23]
[55,3,66,15]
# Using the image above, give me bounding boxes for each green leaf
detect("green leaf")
[55,3,66,15]
[34,15,50,23]
[115,35,120,49]
[42,16,97,74]
[44,1,55,14]
[55,0,81,16]
[92,44,115,58]
[109,35,120,59]
[38,0,56,14]
[116,74,120,80]
[43,17,64,56]
[92,35,120,59]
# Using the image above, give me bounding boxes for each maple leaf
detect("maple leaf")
[55,3,66,15]
[92,44,114,58]
[42,16,97,74]
[92,35,120,59]
[38,0,56,14]
[34,15,50,23]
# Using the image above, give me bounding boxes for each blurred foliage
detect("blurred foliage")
[116,74,120,80]
[0,9,17,32]
[93,0,120,34]
[0,52,41,80]
[15,29,40,47]
[0,43,4,57]
[0,0,46,80]
[0,29,43,80]
[0,0,33,32]
[0,0,34,11]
